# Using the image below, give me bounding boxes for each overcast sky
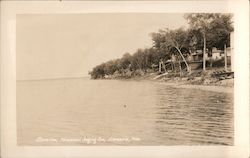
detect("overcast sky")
[17,13,188,80]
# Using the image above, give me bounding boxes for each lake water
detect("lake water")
[17,78,233,145]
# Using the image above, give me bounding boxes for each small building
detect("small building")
[211,47,222,60]
[190,50,208,61]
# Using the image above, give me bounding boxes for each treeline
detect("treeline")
[89,13,233,79]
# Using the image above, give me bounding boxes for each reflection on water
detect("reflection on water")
[17,78,233,145]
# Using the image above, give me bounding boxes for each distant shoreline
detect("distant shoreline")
[17,76,90,82]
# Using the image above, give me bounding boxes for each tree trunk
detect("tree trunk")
[159,61,161,73]
[174,46,191,74]
[224,44,227,71]
[203,33,206,71]
[163,62,167,72]
[174,62,176,75]
[179,61,182,77]
[171,60,174,71]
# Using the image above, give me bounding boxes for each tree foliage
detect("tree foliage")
[185,13,233,50]
[151,27,191,72]
[89,13,234,79]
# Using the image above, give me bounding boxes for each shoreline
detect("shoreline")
[134,78,234,93]
[100,72,234,94]
[157,81,233,93]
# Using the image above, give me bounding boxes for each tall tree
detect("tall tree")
[184,13,215,71]
[151,27,191,73]
[184,13,233,71]
[208,14,234,49]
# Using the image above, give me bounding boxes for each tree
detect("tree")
[120,53,132,69]
[131,49,147,71]
[184,13,215,71]
[184,13,233,71]
[151,27,191,73]
[90,63,106,79]
[90,13,234,79]
[208,14,233,49]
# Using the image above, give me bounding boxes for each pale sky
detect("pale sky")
[17,13,188,80]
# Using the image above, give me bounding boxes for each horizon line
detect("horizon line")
[17,75,90,82]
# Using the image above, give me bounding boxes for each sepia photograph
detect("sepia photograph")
[17,13,234,146]
[0,0,249,158]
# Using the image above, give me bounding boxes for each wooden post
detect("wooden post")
[171,60,174,71]
[179,61,182,77]
[159,61,161,73]
[163,62,166,72]
[224,44,227,71]
[174,62,176,75]
[203,33,206,71]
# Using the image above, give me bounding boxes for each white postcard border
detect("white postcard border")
[0,0,249,158]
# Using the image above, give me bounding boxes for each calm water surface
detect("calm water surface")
[17,78,233,145]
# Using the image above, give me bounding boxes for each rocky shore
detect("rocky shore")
[102,69,234,93]
[156,78,233,93]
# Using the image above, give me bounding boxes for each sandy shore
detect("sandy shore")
[146,72,234,93]
[100,72,234,93]
[172,83,233,93]
[154,79,234,93]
